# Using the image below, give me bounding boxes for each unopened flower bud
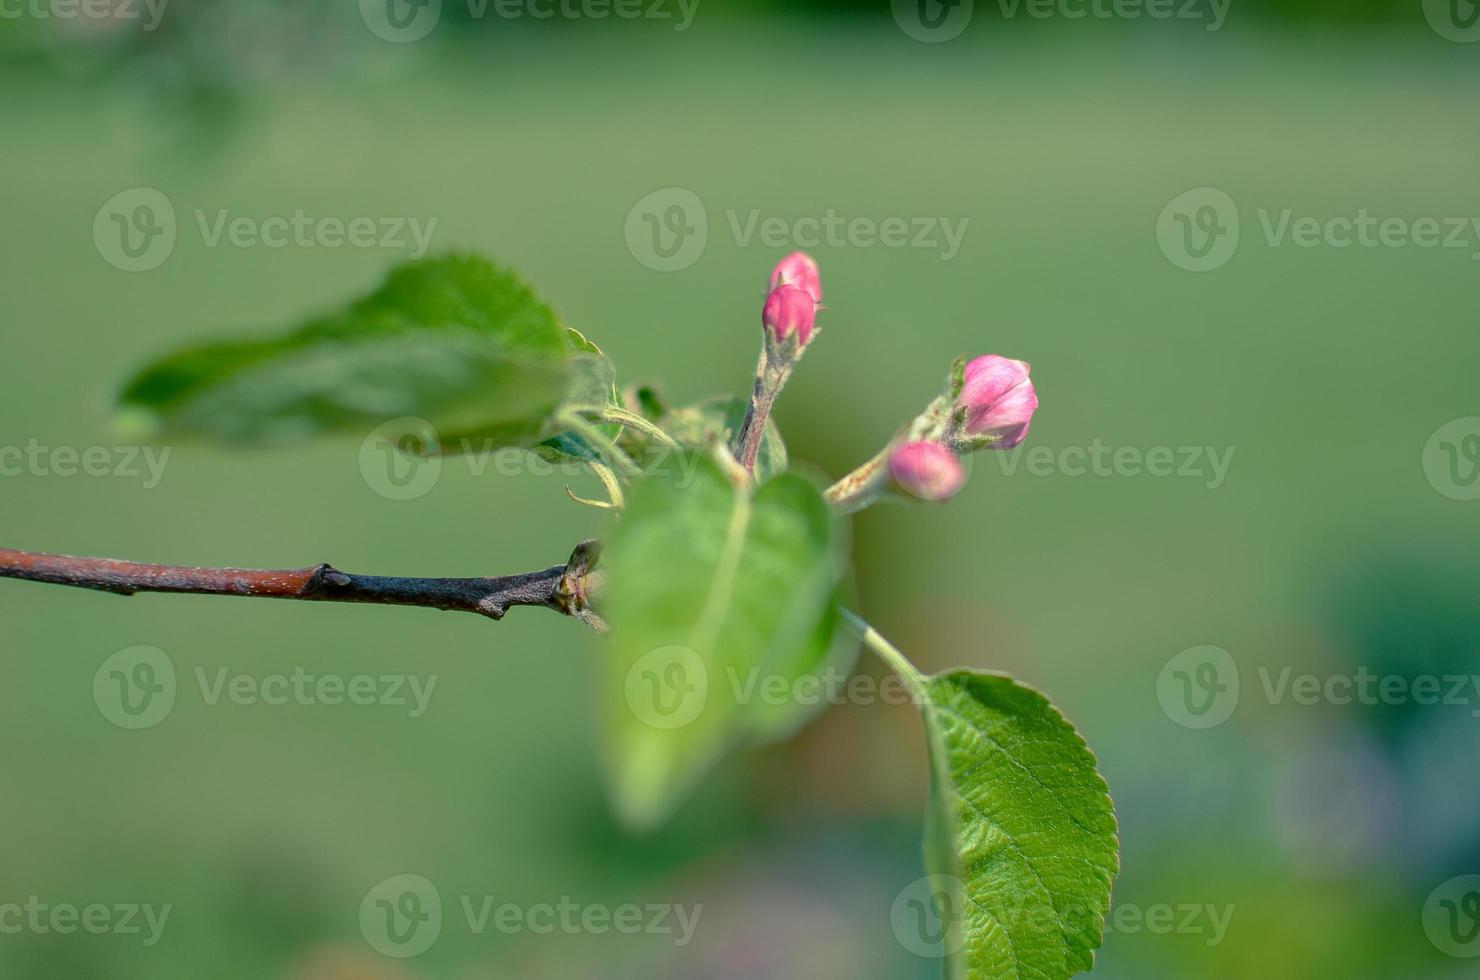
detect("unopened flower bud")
[889,441,965,501]
[956,355,1038,449]
[762,284,817,347]
[768,251,822,304]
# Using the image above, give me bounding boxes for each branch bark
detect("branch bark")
[0,540,607,632]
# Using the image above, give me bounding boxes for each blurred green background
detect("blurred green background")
[3,1,1480,977]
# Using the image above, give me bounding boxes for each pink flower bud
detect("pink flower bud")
[762,284,817,346]
[889,441,965,501]
[768,251,822,304]
[958,355,1038,449]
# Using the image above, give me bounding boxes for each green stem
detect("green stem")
[557,410,640,479]
[733,352,792,475]
[595,406,683,452]
[565,460,624,511]
[825,392,961,514]
[824,444,895,514]
[587,460,625,509]
[839,607,927,699]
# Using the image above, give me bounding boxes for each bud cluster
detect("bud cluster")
[885,355,1038,502]
[741,251,1040,510]
[889,441,965,501]
[735,252,828,474]
[762,251,823,352]
[947,355,1038,453]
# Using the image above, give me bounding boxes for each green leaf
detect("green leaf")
[628,383,669,422]
[600,455,844,828]
[917,670,1119,980]
[741,584,858,743]
[661,395,788,481]
[533,327,622,464]
[117,254,572,449]
[560,326,618,409]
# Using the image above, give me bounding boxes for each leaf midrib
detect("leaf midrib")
[687,478,752,659]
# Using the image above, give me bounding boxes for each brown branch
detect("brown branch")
[0,540,607,632]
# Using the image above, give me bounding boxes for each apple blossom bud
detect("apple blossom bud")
[762,284,817,347]
[889,441,965,501]
[956,355,1038,449]
[768,251,822,304]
